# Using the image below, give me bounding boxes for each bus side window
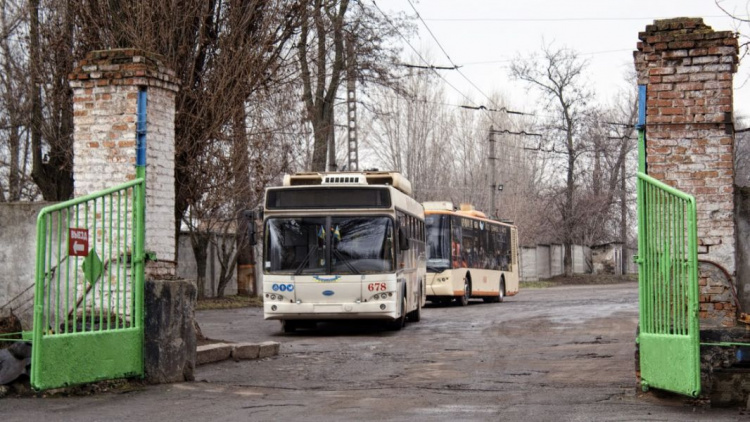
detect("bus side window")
[450,216,462,268]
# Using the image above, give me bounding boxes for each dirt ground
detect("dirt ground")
[2,281,747,421]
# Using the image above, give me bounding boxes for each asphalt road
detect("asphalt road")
[2,282,746,421]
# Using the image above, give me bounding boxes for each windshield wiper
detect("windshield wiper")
[426,265,445,273]
[295,246,319,275]
[332,248,360,275]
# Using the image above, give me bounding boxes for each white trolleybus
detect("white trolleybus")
[424,202,519,305]
[261,172,426,332]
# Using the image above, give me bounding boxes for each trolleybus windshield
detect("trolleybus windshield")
[425,214,451,272]
[265,216,395,275]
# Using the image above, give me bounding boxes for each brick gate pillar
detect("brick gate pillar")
[69,49,179,277]
[70,50,195,383]
[634,18,739,328]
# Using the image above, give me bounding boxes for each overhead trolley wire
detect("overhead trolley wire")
[421,15,735,23]
[371,0,482,111]
[404,0,532,118]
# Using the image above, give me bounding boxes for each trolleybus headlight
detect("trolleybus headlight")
[380,293,387,299]
[278,295,284,301]
[388,292,393,297]
[270,294,276,300]
[380,304,386,310]
[271,305,277,311]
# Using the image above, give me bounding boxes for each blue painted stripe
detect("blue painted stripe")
[637,85,646,129]
[136,89,147,167]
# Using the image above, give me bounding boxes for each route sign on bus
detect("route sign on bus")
[68,228,89,257]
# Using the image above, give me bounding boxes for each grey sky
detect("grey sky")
[376,0,750,117]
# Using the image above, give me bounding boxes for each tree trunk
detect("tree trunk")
[565,130,575,277]
[299,0,349,171]
[29,0,74,201]
[191,232,210,300]
[232,106,255,296]
[620,159,628,274]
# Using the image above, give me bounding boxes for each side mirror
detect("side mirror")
[243,210,257,246]
[398,227,410,251]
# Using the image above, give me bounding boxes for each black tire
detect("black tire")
[408,287,422,322]
[281,320,297,333]
[457,275,470,306]
[497,278,505,303]
[388,293,407,331]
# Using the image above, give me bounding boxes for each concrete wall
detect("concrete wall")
[737,132,750,312]
[573,245,592,275]
[0,202,49,325]
[520,247,538,282]
[176,233,238,298]
[0,208,239,324]
[550,244,564,277]
[520,244,592,281]
[536,245,551,280]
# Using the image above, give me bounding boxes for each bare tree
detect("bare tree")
[510,44,593,276]
[71,0,301,249]
[297,0,406,171]
[362,66,454,201]
[0,0,32,202]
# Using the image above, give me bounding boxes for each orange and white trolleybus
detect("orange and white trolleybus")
[424,202,519,305]
[261,172,426,332]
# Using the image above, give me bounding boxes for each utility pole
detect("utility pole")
[346,35,358,172]
[326,112,337,172]
[489,126,497,218]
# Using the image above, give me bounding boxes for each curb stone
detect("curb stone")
[197,341,280,365]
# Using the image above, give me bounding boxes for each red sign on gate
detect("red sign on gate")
[68,228,89,257]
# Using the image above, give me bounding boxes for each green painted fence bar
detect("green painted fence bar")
[30,177,146,390]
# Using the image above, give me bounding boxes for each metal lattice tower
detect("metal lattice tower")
[346,38,358,171]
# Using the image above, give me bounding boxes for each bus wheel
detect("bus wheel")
[457,276,470,306]
[281,320,297,333]
[497,278,505,303]
[408,287,422,322]
[388,294,407,331]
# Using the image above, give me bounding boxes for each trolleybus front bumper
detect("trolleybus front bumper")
[264,301,399,321]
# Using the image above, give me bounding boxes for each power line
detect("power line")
[371,0,483,111]
[421,15,734,23]
[399,63,460,70]
[459,49,635,66]
[406,0,513,120]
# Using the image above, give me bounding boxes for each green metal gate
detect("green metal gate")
[635,85,700,397]
[636,172,700,397]
[30,177,146,390]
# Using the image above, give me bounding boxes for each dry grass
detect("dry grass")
[522,273,637,289]
[196,295,263,311]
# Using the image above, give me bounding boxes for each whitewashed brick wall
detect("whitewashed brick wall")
[70,49,179,275]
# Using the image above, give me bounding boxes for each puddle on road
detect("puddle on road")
[545,303,637,325]
[414,404,500,416]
